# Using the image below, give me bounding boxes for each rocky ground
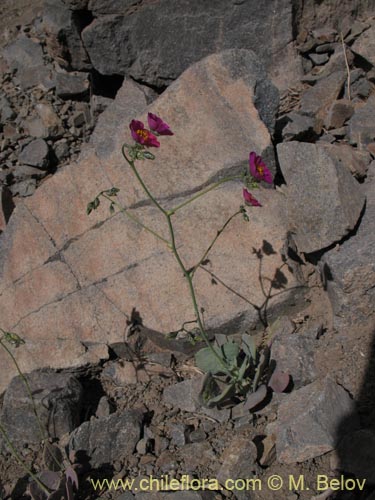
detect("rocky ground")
[0,1,375,500]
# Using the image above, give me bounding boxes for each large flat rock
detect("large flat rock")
[277,142,365,254]
[81,0,299,90]
[0,51,300,392]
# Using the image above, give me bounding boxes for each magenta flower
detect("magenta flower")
[249,152,273,184]
[147,112,174,135]
[129,119,160,147]
[243,188,261,207]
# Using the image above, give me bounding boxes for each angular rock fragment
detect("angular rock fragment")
[217,440,258,485]
[162,377,203,413]
[277,142,365,253]
[0,370,82,450]
[300,71,346,118]
[347,96,375,149]
[320,143,370,179]
[272,377,359,464]
[320,181,375,330]
[271,324,320,389]
[18,139,50,169]
[352,24,375,67]
[324,99,354,130]
[69,409,143,467]
[55,71,90,100]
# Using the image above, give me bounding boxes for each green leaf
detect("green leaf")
[2,331,25,347]
[105,187,120,197]
[204,381,236,408]
[195,346,228,375]
[109,203,115,214]
[198,373,221,406]
[143,151,156,160]
[237,356,250,381]
[93,197,100,209]
[222,341,240,364]
[86,202,93,215]
[242,333,257,361]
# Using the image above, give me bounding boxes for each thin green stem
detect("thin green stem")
[190,210,242,278]
[0,335,64,472]
[168,175,242,215]
[122,145,167,215]
[101,194,171,248]
[165,215,232,376]
[0,423,52,496]
[0,338,47,442]
[122,146,233,377]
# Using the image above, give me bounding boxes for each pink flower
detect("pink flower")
[243,188,261,207]
[249,152,273,184]
[129,119,160,147]
[147,113,174,135]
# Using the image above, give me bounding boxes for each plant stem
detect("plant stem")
[101,194,171,248]
[165,214,232,376]
[0,338,47,443]
[168,175,242,215]
[0,423,51,496]
[190,210,242,278]
[122,152,232,376]
[122,145,167,215]
[0,336,64,472]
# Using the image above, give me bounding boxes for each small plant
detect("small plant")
[0,329,79,500]
[87,113,288,407]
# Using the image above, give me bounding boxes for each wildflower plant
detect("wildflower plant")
[87,113,286,407]
[0,329,79,499]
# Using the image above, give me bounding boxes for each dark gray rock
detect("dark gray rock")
[217,440,258,485]
[167,423,189,447]
[18,139,50,169]
[277,142,366,253]
[3,36,44,73]
[320,180,375,330]
[178,442,216,473]
[309,52,329,65]
[43,0,91,71]
[271,324,320,389]
[300,70,346,118]
[3,36,54,91]
[0,95,16,122]
[315,42,336,54]
[348,96,375,148]
[62,0,89,9]
[272,376,359,464]
[81,0,294,88]
[301,47,354,85]
[320,143,371,179]
[53,139,70,161]
[333,429,375,484]
[0,370,82,450]
[13,165,48,180]
[324,99,354,130]
[346,77,374,100]
[280,112,317,141]
[351,24,375,67]
[69,409,143,467]
[10,178,37,197]
[55,71,90,100]
[162,377,203,413]
[90,78,148,159]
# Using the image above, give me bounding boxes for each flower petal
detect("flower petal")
[248,151,273,184]
[129,119,160,147]
[243,188,262,207]
[147,112,174,135]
